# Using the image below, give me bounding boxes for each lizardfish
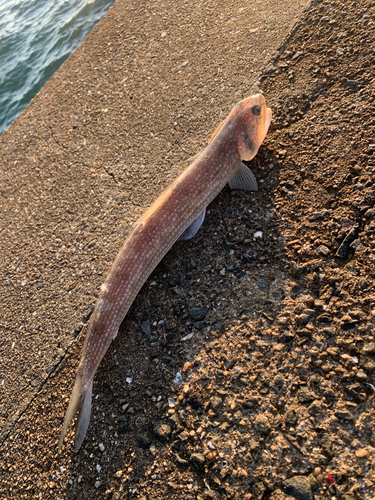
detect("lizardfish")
[59,94,272,452]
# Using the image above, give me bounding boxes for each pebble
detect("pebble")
[138,430,154,449]
[334,409,354,421]
[189,307,208,321]
[190,453,206,471]
[254,414,272,434]
[283,475,313,500]
[317,244,330,256]
[355,448,368,458]
[244,249,257,261]
[210,396,222,409]
[308,210,330,221]
[175,454,190,470]
[141,320,151,335]
[154,421,172,442]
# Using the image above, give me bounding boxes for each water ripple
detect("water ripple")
[0,0,116,135]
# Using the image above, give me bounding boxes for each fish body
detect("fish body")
[59,94,272,451]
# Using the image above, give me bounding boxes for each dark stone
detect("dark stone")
[345,383,367,402]
[336,224,359,258]
[189,307,208,321]
[175,453,190,470]
[308,401,323,415]
[255,277,268,292]
[190,452,206,471]
[308,210,330,221]
[194,321,205,330]
[141,320,151,335]
[118,416,128,434]
[297,387,315,404]
[251,481,267,500]
[283,475,313,500]
[235,270,246,281]
[284,409,298,425]
[335,409,354,421]
[138,430,154,449]
[227,260,240,272]
[254,414,271,434]
[319,433,332,454]
[244,249,258,262]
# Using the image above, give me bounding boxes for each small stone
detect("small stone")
[118,416,128,434]
[255,277,268,292]
[274,375,284,386]
[219,422,230,432]
[355,448,368,458]
[317,245,330,256]
[189,307,208,321]
[356,369,367,381]
[154,421,172,442]
[350,239,366,251]
[308,401,323,415]
[283,475,313,500]
[141,320,151,335]
[308,210,330,221]
[210,396,222,409]
[335,409,354,421]
[182,361,192,373]
[190,453,206,471]
[138,430,154,449]
[175,454,190,470]
[254,414,271,434]
[244,249,257,262]
[284,409,298,425]
[194,321,205,330]
[99,443,105,452]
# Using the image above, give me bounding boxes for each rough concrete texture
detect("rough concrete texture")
[9,0,375,499]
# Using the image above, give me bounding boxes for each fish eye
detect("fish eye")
[251,105,261,116]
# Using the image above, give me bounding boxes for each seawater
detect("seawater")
[0,0,116,135]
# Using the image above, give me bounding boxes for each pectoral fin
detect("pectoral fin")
[178,208,206,240]
[228,161,258,191]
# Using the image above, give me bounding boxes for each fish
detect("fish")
[58,94,272,452]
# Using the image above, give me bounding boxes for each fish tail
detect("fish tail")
[74,379,93,451]
[58,372,92,453]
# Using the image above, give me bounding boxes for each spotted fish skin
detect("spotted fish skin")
[59,94,272,452]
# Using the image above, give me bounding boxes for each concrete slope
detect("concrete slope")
[0,0,311,497]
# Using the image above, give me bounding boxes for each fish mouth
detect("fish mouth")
[260,107,272,144]
[250,106,272,157]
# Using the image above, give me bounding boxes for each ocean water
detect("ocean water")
[0,0,116,135]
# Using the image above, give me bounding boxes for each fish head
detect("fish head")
[236,94,272,161]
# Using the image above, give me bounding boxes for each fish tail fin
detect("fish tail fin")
[58,373,92,453]
[74,380,93,451]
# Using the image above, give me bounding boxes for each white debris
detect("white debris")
[168,398,176,407]
[253,231,263,239]
[126,377,132,384]
[181,332,194,341]
[173,371,183,385]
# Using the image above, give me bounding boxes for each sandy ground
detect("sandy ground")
[1,0,375,499]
